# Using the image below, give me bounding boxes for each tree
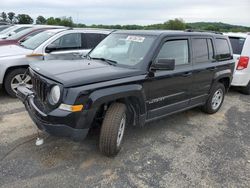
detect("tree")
[16,14,33,24]
[36,16,46,24]
[8,12,15,23]
[1,12,7,22]
[59,17,73,27]
[164,18,186,30]
[46,17,57,25]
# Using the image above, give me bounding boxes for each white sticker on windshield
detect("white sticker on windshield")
[126,36,145,43]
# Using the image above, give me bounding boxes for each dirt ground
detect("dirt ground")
[0,89,249,188]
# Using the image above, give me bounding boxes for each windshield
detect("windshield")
[21,30,57,50]
[0,26,17,34]
[0,26,10,32]
[89,33,156,68]
[7,27,34,40]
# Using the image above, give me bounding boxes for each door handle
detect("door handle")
[182,72,192,77]
[207,67,217,71]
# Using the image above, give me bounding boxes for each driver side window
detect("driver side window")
[51,33,81,50]
[156,39,189,66]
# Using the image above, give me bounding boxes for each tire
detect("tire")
[4,68,32,98]
[240,82,250,95]
[202,82,225,114]
[99,103,127,157]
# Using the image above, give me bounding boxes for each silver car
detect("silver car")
[0,28,112,97]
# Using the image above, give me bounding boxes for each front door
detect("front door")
[44,33,87,60]
[146,37,193,120]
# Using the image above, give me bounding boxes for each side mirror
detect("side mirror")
[45,44,57,53]
[151,58,175,71]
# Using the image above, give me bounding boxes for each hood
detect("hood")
[0,44,32,58]
[0,39,17,46]
[30,59,144,87]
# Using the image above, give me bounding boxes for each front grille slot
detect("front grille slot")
[32,76,47,102]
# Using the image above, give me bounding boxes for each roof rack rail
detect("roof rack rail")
[185,29,223,35]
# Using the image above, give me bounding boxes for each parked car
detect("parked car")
[0,21,10,25]
[0,26,66,46]
[0,28,112,97]
[0,25,11,32]
[224,32,250,94]
[17,30,235,156]
[0,24,33,39]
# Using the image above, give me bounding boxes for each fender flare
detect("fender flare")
[88,84,147,115]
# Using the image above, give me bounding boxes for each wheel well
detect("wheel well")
[3,65,29,86]
[94,96,142,126]
[218,77,230,91]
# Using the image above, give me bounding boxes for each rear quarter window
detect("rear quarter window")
[228,37,245,55]
[215,38,232,61]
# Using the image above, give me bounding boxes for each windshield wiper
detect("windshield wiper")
[91,57,118,66]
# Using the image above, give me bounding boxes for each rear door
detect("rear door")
[190,37,216,105]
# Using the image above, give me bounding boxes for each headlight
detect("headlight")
[48,85,61,105]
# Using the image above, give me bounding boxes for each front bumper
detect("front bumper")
[17,86,91,141]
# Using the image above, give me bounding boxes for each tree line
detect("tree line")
[1,11,249,32]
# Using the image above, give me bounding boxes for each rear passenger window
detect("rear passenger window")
[157,39,189,66]
[215,38,231,61]
[229,37,245,55]
[192,38,214,63]
[84,33,107,49]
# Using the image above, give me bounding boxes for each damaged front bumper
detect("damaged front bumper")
[16,86,90,141]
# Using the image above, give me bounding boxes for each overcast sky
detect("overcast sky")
[1,0,250,26]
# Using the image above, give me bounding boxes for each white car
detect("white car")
[0,24,33,39]
[225,32,250,94]
[0,28,112,97]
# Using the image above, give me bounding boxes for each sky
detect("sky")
[1,0,250,26]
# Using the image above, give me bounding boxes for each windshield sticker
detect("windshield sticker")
[126,36,145,43]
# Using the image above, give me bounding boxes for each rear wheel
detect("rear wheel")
[202,83,225,114]
[4,68,32,97]
[99,103,127,157]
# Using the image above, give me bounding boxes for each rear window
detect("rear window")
[83,33,107,49]
[215,38,231,61]
[228,37,245,55]
[192,38,214,63]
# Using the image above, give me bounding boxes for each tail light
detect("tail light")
[236,56,249,70]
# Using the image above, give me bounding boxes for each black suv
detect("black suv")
[17,30,234,156]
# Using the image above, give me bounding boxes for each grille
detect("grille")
[31,75,48,102]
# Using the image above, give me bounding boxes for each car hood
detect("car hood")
[30,59,144,87]
[0,39,17,46]
[0,44,33,58]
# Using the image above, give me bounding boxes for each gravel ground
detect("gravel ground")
[0,89,249,188]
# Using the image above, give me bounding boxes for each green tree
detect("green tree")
[36,16,46,24]
[16,14,33,24]
[7,12,15,23]
[59,17,73,27]
[164,18,186,30]
[1,12,7,21]
[46,17,56,25]
[204,25,220,31]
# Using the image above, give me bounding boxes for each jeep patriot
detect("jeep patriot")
[17,30,235,156]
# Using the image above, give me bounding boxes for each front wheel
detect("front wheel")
[202,83,225,114]
[99,103,127,157]
[4,68,32,97]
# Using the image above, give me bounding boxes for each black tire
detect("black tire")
[4,68,29,98]
[240,82,250,95]
[202,82,225,114]
[99,103,127,157]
